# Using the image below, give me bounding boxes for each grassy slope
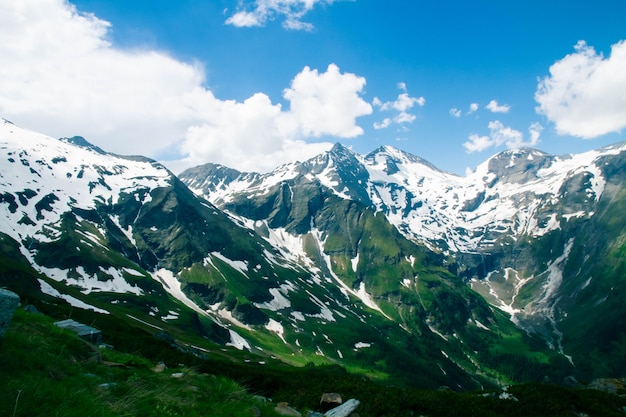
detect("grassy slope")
[0,309,282,417]
[1,309,625,417]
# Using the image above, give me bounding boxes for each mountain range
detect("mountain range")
[1,118,624,389]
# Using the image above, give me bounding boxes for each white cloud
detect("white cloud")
[226,0,337,31]
[0,0,369,173]
[283,64,373,138]
[485,100,510,113]
[373,83,424,130]
[468,103,479,114]
[449,108,462,118]
[463,121,542,153]
[373,118,392,129]
[535,40,626,138]
[0,0,201,158]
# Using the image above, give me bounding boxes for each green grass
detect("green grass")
[0,309,280,417]
[2,308,625,417]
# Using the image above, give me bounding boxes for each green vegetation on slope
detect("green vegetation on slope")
[0,309,280,417]
[2,308,624,417]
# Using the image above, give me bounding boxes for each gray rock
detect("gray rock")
[23,304,41,314]
[320,393,342,411]
[275,402,301,417]
[152,362,167,373]
[0,288,20,340]
[307,411,324,417]
[588,378,626,394]
[54,318,102,343]
[324,398,360,417]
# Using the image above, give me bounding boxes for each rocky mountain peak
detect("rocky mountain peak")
[59,136,107,155]
[476,148,552,184]
[365,145,443,176]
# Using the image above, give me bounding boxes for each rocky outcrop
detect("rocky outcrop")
[588,378,626,394]
[0,288,20,341]
[320,393,342,412]
[275,402,302,417]
[324,399,360,417]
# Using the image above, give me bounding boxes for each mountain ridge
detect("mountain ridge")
[1,118,624,388]
[180,137,626,380]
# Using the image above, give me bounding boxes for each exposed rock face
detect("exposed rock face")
[588,378,626,394]
[324,398,360,417]
[275,402,302,417]
[320,393,342,412]
[0,288,20,340]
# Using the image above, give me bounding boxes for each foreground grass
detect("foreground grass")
[1,308,625,417]
[0,309,279,417]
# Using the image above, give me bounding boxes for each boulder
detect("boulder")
[152,362,167,373]
[23,304,41,314]
[54,318,102,343]
[324,399,360,417]
[0,289,20,341]
[588,378,626,394]
[320,393,342,412]
[275,402,302,417]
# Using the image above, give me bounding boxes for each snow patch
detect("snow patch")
[211,252,249,276]
[255,287,291,311]
[38,279,109,314]
[150,268,207,316]
[265,318,287,344]
[351,253,360,272]
[226,330,251,351]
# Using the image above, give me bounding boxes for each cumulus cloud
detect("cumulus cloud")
[0,0,200,157]
[468,102,479,114]
[225,0,338,31]
[283,64,372,138]
[485,100,510,113]
[0,0,371,173]
[535,40,626,138]
[463,121,542,153]
[449,108,462,118]
[373,83,425,130]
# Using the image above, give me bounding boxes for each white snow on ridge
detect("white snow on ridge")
[226,329,251,351]
[351,252,360,272]
[70,266,144,295]
[210,252,249,276]
[265,318,287,344]
[255,287,291,311]
[151,268,207,316]
[0,119,172,257]
[38,279,109,314]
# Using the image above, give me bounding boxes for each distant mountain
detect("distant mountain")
[2,117,624,388]
[180,139,626,381]
[0,119,556,389]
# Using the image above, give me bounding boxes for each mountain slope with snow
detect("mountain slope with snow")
[180,140,626,380]
[3,119,571,389]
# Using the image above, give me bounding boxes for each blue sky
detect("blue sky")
[1,0,625,174]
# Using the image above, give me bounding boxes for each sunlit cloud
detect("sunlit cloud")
[535,40,626,139]
[468,103,479,114]
[485,100,511,113]
[373,83,425,130]
[0,0,370,173]
[449,108,462,118]
[225,0,339,31]
[283,63,372,138]
[463,121,542,153]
